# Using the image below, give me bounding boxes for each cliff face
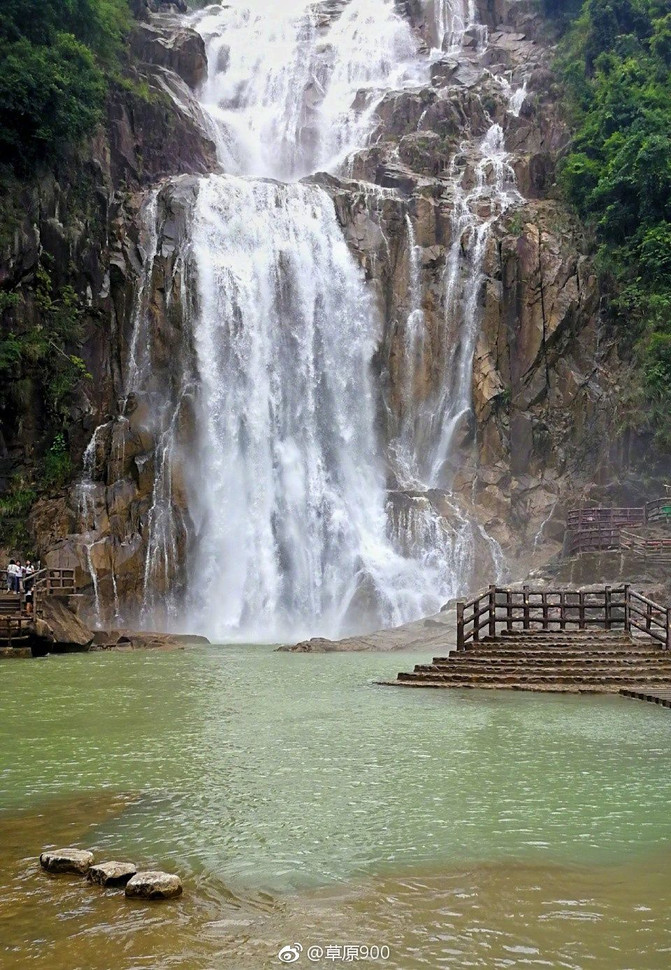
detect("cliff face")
[0,0,660,629]
[320,1,608,563]
[0,9,215,613]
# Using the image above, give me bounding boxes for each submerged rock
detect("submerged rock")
[40,849,94,875]
[88,862,138,887]
[125,871,183,900]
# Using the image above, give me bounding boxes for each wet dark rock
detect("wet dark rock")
[131,23,208,91]
[40,849,94,875]
[88,862,138,887]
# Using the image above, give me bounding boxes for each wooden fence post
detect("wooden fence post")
[489,585,496,639]
[666,607,670,651]
[560,591,566,631]
[457,601,464,651]
[542,592,549,630]
[473,597,480,643]
[579,591,586,630]
[523,585,530,631]
[605,585,612,631]
[624,583,631,634]
[506,590,513,632]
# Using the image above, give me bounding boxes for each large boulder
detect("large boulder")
[125,871,183,900]
[40,849,94,875]
[88,862,138,887]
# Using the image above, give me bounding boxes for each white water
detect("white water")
[143,0,453,639]
[187,177,450,638]
[194,0,426,179]
[428,123,521,485]
[432,0,482,52]
[388,120,521,491]
[76,0,525,638]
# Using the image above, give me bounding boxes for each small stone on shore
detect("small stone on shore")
[87,861,137,887]
[40,849,94,875]
[125,871,183,900]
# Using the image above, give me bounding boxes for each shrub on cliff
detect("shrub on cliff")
[0,0,130,169]
[558,0,671,445]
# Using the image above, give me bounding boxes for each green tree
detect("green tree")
[0,0,131,168]
[559,0,671,442]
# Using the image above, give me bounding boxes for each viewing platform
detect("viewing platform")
[564,497,671,557]
[0,568,77,656]
[389,585,671,693]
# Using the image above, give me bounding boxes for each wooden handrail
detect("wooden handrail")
[565,497,671,556]
[456,586,670,650]
[646,498,671,523]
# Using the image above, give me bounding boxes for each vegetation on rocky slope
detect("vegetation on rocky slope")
[0,2,131,548]
[0,1,131,169]
[554,0,671,443]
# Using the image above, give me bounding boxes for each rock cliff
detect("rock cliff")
[0,0,665,631]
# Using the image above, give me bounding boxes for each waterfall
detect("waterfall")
[193,0,425,179]
[432,0,482,53]
[73,0,528,638]
[185,176,450,639]
[426,124,521,486]
[133,0,453,640]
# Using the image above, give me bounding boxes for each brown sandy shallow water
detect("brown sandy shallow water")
[1,646,671,969]
[2,799,670,970]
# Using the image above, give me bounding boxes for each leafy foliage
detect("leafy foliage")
[10,259,92,425]
[0,476,37,553]
[558,0,671,444]
[0,0,130,169]
[0,258,92,493]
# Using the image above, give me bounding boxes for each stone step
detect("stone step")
[397,670,671,685]
[484,635,634,644]
[435,649,665,663]
[429,655,671,667]
[460,640,657,650]
[498,630,631,636]
[419,657,671,671]
[414,666,671,679]
[391,679,671,692]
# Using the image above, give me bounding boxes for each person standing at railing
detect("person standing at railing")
[23,562,35,615]
[6,559,20,594]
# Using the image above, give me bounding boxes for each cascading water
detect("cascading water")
[76,0,526,636]
[188,178,430,637]
[427,124,521,486]
[194,0,425,179]
[137,0,456,640]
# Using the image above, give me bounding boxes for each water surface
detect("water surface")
[1,646,670,968]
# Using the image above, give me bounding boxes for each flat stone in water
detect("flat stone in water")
[88,861,137,887]
[125,871,182,900]
[40,849,94,875]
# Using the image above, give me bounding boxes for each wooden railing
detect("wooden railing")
[566,497,671,555]
[457,585,671,650]
[0,615,33,645]
[34,568,77,596]
[566,527,621,555]
[646,498,671,523]
[0,567,76,596]
[567,508,646,530]
[620,529,671,562]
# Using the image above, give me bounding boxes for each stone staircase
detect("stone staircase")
[390,629,671,693]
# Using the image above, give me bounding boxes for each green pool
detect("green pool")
[1,646,670,969]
